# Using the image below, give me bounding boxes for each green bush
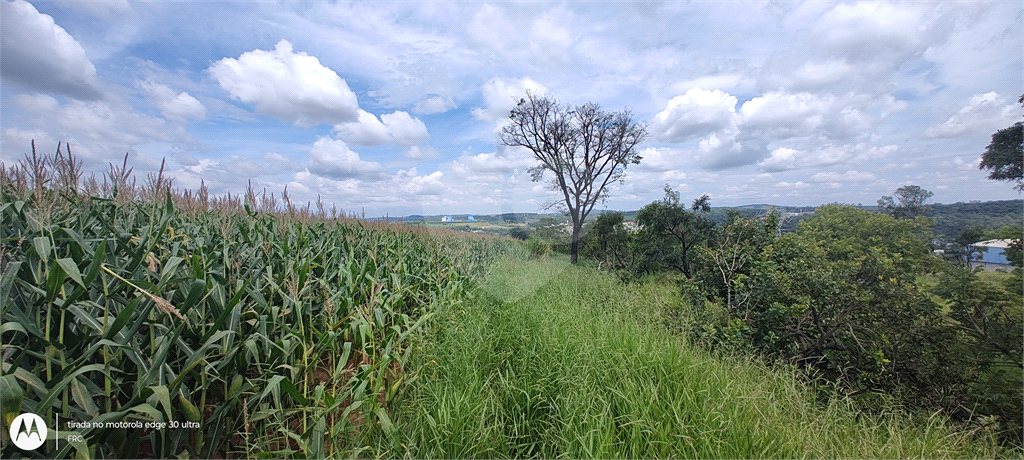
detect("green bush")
[929,266,1023,447]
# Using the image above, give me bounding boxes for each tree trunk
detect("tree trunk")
[570,223,581,264]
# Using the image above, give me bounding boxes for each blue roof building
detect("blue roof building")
[968,239,1014,270]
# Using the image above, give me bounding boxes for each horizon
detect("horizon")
[1,1,1021,216]
[376,198,1022,221]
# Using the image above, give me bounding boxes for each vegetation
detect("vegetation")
[362,258,999,458]
[0,145,524,458]
[1,145,1016,458]
[402,199,1021,247]
[878,185,934,219]
[632,187,714,278]
[930,267,1022,442]
[583,189,1023,450]
[500,91,647,264]
[928,200,1023,261]
[979,94,1024,191]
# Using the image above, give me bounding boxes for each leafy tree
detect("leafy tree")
[582,211,633,272]
[697,210,780,320]
[500,92,647,264]
[936,269,1022,370]
[633,186,714,278]
[878,185,934,219]
[947,224,988,266]
[932,267,1023,446]
[745,206,939,394]
[979,94,1024,191]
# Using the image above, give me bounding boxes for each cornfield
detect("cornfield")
[0,143,525,458]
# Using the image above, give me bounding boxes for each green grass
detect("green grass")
[367,256,1000,458]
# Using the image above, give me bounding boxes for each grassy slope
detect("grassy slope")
[366,256,998,458]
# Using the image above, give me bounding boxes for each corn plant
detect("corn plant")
[1,145,525,458]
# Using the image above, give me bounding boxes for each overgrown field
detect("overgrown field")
[0,148,525,458]
[0,148,1010,459]
[367,257,1002,458]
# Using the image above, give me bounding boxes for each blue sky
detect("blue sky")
[1,1,1021,217]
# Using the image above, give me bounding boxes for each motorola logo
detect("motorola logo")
[9,413,47,450]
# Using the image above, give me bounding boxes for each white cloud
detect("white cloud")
[924,92,1021,138]
[339,110,389,147]
[758,147,799,172]
[450,151,534,178]
[306,137,386,181]
[292,169,361,197]
[414,96,456,114]
[694,131,745,169]
[465,4,520,55]
[263,152,300,172]
[209,40,360,127]
[3,2,1018,211]
[0,0,104,100]
[811,3,943,64]
[11,93,182,164]
[759,2,955,94]
[336,110,430,147]
[739,92,830,135]
[140,81,206,121]
[670,73,749,95]
[55,0,133,18]
[395,168,446,195]
[184,155,270,178]
[922,3,1021,98]
[380,111,430,146]
[1,128,58,164]
[465,4,577,67]
[808,170,876,183]
[527,9,576,65]
[634,147,679,172]
[653,86,909,172]
[403,145,440,160]
[472,77,548,122]
[650,88,738,142]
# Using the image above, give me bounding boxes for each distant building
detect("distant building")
[467,215,476,222]
[967,239,1015,270]
[441,215,452,222]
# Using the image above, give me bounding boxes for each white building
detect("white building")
[967,239,1016,271]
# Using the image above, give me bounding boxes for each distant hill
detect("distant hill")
[926,200,1022,242]
[396,200,1021,242]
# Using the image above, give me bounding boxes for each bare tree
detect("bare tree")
[500,92,647,264]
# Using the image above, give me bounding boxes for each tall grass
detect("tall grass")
[0,144,525,458]
[370,257,1002,458]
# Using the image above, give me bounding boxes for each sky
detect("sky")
[1,1,1021,217]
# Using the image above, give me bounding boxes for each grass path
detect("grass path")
[363,256,998,458]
